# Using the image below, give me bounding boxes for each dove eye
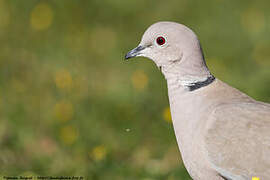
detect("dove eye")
[156,36,166,46]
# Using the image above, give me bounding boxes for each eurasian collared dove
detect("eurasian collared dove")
[125,21,270,180]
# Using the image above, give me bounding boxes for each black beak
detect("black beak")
[125,45,145,60]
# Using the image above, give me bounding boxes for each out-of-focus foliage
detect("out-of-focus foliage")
[0,0,269,179]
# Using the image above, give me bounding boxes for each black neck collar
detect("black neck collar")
[187,75,215,91]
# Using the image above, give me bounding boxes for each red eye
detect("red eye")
[156,36,166,45]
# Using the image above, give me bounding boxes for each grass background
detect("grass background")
[0,0,270,179]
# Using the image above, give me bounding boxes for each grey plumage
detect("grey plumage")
[125,21,270,180]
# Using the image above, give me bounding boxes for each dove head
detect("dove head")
[125,21,211,80]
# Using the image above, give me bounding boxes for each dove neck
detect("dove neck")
[162,52,213,92]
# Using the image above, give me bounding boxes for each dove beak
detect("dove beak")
[125,45,145,60]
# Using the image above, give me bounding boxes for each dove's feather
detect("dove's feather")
[205,101,270,180]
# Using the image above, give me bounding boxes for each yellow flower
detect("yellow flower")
[131,70,148,91]
[163,107,172,123]
[89,145,107,161]
[59,125,78,145]
[54,101,74,122]
[55,69,73,91]
[30,2,53,31]
[252,177,260,180]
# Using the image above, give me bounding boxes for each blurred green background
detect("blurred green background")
[0,0,270,179]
